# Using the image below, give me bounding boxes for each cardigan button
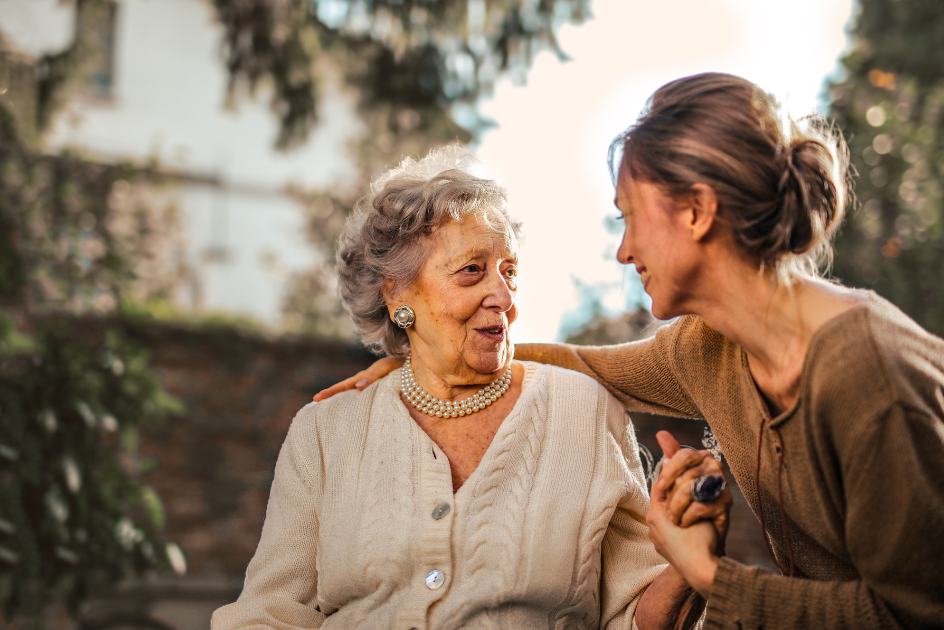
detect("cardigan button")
[425,569,445,590]
[431,502,450,520]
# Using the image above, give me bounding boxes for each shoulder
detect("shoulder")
[520,360,628,433]
[858,295,944,409]
[671,314,740,363]
[522,360,615,403]
[288,374,397,448]
[805,293,944,424]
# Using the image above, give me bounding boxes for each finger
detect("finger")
[662,449,721,494]
[713,500,732,540]
[666,475,697,523]
[679,498,727,528]
[664,457,722,502]
[363,356,405,384]
[666,457,728,522]
[655,431,682,459]
[312,357,405,401]
[313,372,366,401]
[693,452,725,476]
[650,474,668,504]
[655,448,705,492]
[678,482,732,530]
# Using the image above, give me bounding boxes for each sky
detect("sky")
[475,0,856,343]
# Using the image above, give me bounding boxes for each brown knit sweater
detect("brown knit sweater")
[517,292,944,629]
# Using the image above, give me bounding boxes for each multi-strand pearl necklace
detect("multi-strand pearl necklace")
[401,355,512,418]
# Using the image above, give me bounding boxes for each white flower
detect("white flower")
[39,409,58,433]
[76,402,97,428]
[54,546,79,564]
[45,489,69,523]
[115,517,143,550]
[62,456,82,493]
[166,542,187,575]
[100,414,119,432]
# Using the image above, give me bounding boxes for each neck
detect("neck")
[684,260,860,412]
[406,352,510,402]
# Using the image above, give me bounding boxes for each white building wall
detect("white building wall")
[0,0,363,326]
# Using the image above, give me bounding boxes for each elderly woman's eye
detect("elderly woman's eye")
[463,264,481,273]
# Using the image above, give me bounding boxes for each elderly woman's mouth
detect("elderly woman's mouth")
[476,325,507,341]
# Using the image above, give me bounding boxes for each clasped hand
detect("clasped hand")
[646,430,733,599]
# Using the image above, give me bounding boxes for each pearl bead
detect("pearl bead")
[401,356,511,420]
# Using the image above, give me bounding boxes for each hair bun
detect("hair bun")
[775,131,845,259]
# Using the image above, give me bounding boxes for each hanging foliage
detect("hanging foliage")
[211,0,592,148]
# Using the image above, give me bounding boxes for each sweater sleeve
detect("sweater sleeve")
[600,395,670,630]
[211,406,327,630]
[515,320,701,419]
[705,403,944,630]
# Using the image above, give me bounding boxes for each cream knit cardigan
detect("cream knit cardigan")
[212,362,666,630]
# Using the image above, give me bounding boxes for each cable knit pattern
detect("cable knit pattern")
[441,367,548,629]
[212,362,667,630]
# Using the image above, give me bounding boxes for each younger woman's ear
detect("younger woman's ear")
[688,183,718,242]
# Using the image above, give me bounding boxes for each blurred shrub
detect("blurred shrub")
[0,315,184,620]
[0,100,185,621]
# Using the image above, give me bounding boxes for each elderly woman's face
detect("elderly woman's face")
[395,211,518,382]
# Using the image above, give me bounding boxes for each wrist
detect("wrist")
[690,555,719,599]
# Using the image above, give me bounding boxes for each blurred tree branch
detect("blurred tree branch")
[211,0,591,148]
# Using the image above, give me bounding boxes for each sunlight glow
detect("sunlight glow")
[475,0,856,343]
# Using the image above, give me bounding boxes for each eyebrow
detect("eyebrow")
[447,247,518,266]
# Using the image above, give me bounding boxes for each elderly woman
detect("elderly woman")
[211,147,710,630]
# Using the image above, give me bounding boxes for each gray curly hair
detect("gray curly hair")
[336,146,522,357]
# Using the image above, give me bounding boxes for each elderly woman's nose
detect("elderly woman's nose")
[482,271,515,310]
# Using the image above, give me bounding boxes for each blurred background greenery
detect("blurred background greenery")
[1,0,942,627]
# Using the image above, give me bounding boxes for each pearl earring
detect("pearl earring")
[393,305,415,328]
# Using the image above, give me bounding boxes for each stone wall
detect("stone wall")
[123,320,376,577]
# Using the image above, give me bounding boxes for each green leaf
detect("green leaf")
[139,486,165,531]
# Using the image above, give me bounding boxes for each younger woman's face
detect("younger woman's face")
[614,168,702,320]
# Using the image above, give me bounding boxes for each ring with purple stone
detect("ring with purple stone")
[691,474,726,504]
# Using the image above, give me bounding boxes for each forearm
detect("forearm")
[516,337,701,419]
[705,558,905,630]
[515,342,598,373]
[636,565,705,630]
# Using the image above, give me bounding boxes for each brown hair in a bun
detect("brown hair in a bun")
[609,72,851,282]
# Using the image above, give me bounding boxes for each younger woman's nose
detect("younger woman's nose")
[617,237,633,265]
